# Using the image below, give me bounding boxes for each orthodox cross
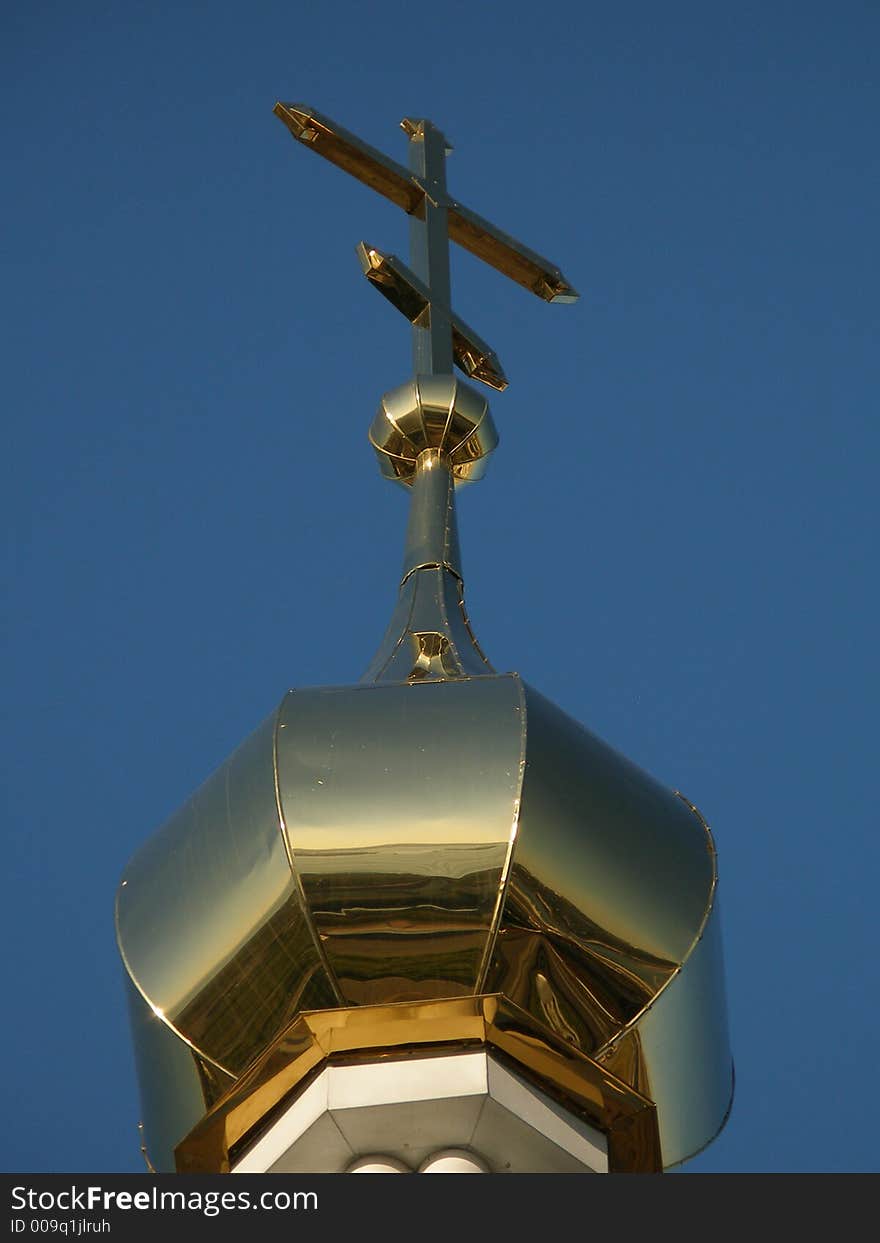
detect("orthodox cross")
[273,103,578,392]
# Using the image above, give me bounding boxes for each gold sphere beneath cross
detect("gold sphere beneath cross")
[369,374,498,486]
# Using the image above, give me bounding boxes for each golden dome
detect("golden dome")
[117,447,731,1174]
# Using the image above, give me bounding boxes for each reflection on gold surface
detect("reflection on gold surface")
[362,451,495,683]
[595,1030,651,1100]
[273,103,579,303]
[370,377,498,487]
[488,917,673,1054]
[363,564,494,682]
[480,685,732,1165]
[125,976,236,1174]
[513,687,714,960]
[119,673,731,1172]
[356,244,508,392]
[484,681,710,1059]
[175,996,660,1175]
[276,677,525,1005]
[117,712,339,1079]
[171,903,338,1073]
[624,904,733,1168]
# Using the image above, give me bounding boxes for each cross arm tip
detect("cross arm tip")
[273,101,315,137]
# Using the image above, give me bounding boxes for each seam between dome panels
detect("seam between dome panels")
[272,692,345,1007]
[474,673,528,993]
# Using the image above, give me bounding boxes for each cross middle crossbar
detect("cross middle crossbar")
[357,243,507,391]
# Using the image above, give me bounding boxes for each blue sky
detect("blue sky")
[3,1,877,1173]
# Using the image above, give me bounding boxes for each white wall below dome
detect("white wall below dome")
[231,1050,609,1174]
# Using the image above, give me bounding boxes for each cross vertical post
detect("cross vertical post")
[404,119,454,377]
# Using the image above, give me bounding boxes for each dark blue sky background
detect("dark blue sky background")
[3,1,877,1174]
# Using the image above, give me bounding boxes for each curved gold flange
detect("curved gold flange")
[175,995,661,1175]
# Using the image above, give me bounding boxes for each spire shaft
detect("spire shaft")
[400,449,461,582]
[362,451,491,684]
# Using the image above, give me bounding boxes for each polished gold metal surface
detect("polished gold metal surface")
[613,900,733,1167]
[357,244,508,391]
[175,996,661,1175]
[118,100,731,1177]
[364,385,497,679]
[116,710,340,1169]
[274,102,422,214]
[485,686,733,1165]
[361,562,492,683]
[116,712,339,1079]
[125,976,235,1174]
[274,102,579,303]
[361,451,493,682]
[118,664,731,1171]
[369,375,497,486]
[117,468,731,1171]
[117,487,732,1171]
[276,675,525,1004]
